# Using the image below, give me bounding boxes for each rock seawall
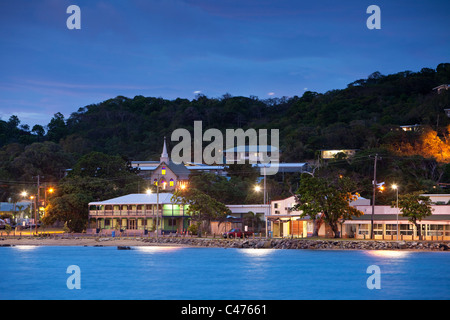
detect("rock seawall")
[142,237,450,251]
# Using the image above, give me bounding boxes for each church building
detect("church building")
[132,137,190,191]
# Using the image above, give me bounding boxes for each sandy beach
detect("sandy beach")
[0,237,184,247]
[1,236,449,251]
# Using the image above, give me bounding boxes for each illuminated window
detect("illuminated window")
[169,179,174,187]
[161,167,166,175]
[154,179,158,186]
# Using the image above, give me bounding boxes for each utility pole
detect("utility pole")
[33,175,44,235]
[263,166,267,238]
[156,175,159,239]
[370,154,379,239]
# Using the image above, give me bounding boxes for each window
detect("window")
[169,179,174,187]
[427,224,448,237]
[358,224,369,235]
[274,203,278,208]
[154,179,158,186]
[161,167,166,175]
[400,224,413,235]
[374,223,383,235]
[386,224,398,235]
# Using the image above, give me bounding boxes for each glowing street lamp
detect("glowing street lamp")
[254,183,268,237]
[392,184,399,240]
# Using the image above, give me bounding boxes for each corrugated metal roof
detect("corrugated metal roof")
[0,202,32,212]
[89,193,176,206]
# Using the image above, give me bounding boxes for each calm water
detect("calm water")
[0,246,449,300]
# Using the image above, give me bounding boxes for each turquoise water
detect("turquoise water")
[0,246,449,300]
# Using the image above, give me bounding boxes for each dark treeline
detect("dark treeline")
[1,63,450,204]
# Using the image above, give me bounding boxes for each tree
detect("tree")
[189,172,251,205]
[47,112,67,143]
[10,141,73,181]
[31,125,45,141]
[172,188,231,236]
[294,174,363,238]
[44,153,143,232]
[7,115,20,130]
[71,151,128,178]
[396,192,433,240]
[243,211,262,232]
[44,193,91,232]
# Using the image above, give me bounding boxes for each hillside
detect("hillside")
[1,63,450,202]
[1,63,450,162]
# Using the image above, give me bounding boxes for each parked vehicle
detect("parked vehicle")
[0,219,8,229]
[223,228,253,239]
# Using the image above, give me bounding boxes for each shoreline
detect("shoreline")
[1,236,449,251]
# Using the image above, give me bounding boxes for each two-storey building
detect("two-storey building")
[88,193,190,235]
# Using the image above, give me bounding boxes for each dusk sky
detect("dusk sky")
[0,0,449,127]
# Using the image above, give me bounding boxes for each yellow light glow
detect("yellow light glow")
[135,246,181,253]
[365,250,410,258]
[14,245,38,251]
[254,186,261,192]
[239,248,274,257]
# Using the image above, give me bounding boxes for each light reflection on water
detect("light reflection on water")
[239,248,274,257]
[0,246,449,300]
[12,245,39,251]
[135,246,182,254]
[364,250,412,258]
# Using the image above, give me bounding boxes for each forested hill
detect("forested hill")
[2,63,450,163]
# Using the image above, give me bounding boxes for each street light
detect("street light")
[392,184,399,240]
[29,195,36,236]
[254,182,268,238]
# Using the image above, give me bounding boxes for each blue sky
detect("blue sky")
[0,0,449,127]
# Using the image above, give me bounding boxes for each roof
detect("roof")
[89,193,177,206]
[350,214,450,221]
[166,160,190,177]
[187,166,226,170]
[0,201,32,212]
[223,145,279,153]
[433,84,450,90]
[262,163,308,173]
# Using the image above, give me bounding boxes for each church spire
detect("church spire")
[160,136,169,163]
